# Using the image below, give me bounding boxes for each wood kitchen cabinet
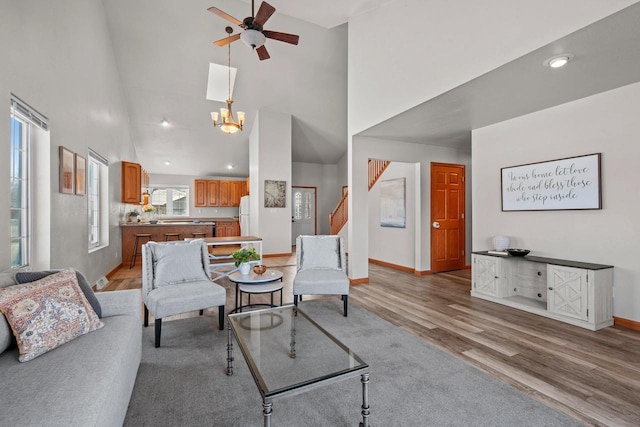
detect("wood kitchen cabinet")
[193,179,246,207]
[216,220,240,237]
[194,180,207,206]
[121,161,142,204]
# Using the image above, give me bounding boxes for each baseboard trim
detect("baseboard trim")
[463,264,472,270]
[369,258,413,274]
[263,252,293,258]
[414,270,433,276]
[368,257,434,276]
[106,265,121,280]
[614,316,640,331]
[350,277,369,285]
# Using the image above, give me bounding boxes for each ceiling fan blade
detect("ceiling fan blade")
[253,2,276,27]
[213,33,241,47]
[256,45,270,61]
[263,30,299,45]
[207,7,243,26]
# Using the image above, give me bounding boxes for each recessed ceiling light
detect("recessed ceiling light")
[543,53,574,68]
[227,164,235,170]
[164,161,171,166]
[161,119,170,127]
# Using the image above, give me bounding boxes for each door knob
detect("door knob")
[432,222,441,229]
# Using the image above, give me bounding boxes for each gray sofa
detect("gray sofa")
[0,271,141,427]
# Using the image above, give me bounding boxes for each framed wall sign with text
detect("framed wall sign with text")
[501,153,602,211]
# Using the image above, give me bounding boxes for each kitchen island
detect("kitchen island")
[121,219,238,267]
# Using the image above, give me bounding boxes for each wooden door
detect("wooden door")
[430,163,465,272]
[121,161,141,203]
[194,180,207,207]
[207,180,220,206]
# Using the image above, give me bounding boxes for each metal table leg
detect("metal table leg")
[360,372,370,427]
[226,321,234,376]
[263,401,273,427]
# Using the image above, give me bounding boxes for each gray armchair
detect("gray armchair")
[142,240,226,347]
[293,235,349,316]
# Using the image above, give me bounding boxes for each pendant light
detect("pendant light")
[211,27,245,134]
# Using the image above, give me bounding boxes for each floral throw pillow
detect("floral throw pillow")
[0,269,104,362]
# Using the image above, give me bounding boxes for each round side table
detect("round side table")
[228,270,284,313]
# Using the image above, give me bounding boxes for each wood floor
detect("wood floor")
[104,257,640,427]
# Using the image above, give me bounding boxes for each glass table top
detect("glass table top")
[228,305,368,399]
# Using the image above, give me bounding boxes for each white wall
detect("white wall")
[349,137,471,279]
[346,0,635,281]
[250,110,292,255]
[368,162,417,269]
[347,0,637,136]
[472,81,640,322]
[0,1,135,283]
[147,173,246,219]
[292,162,338,235]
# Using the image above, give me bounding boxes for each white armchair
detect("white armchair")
[293,235,349,316]
[141,240,226,347]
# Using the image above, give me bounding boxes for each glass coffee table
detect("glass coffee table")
[226,305,370,427]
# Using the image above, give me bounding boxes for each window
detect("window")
[9,112,29,268]
[293,190,312,220]
[10,95,50,269]
[88,150,109,251]
[149,186,189,216]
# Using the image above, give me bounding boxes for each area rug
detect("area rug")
[124,300,584,426]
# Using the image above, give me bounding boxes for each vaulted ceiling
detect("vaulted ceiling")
[103,0,640,176]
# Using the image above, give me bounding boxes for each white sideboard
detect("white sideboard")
[471,252,613,330]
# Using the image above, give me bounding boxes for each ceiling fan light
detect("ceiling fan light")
[241,29,266,49]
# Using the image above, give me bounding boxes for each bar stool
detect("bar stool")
[192,232,206,239]
[164,232,181,241]
[129,233,152,268]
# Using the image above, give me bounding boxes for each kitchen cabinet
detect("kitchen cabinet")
[471,252,613,330]
[122,161,141,204]
[219,181,231,206]
[207,181,220,206]
[194,180,207,206]
[216,220,240,237]
[193,179,246,207]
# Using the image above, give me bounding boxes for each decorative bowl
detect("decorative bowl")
[253,265,267,275]
[149,220,158,224]
[507,249,530,257]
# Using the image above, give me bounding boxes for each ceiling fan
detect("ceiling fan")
[208,0,300,60]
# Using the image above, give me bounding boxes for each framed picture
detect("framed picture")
[501,153,602,211]
[75,154,86,196]
[59,146,75,194]
[380,177,406,228]
[264,180,286,208]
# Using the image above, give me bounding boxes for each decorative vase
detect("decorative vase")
[239,262,251,275]
[492,235,510,251]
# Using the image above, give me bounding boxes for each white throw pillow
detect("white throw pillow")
[300,236,341,270]
[149,241,210,288]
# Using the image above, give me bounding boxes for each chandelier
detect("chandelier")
[211,27,245,134]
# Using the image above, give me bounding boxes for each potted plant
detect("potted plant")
[127,209,140,222]
[231,247,260,275]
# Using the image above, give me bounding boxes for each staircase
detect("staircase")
[329,159,390,235]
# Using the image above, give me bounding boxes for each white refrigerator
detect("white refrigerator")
[239,195,250,236]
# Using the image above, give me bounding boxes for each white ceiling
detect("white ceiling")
[103,0,640,176]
